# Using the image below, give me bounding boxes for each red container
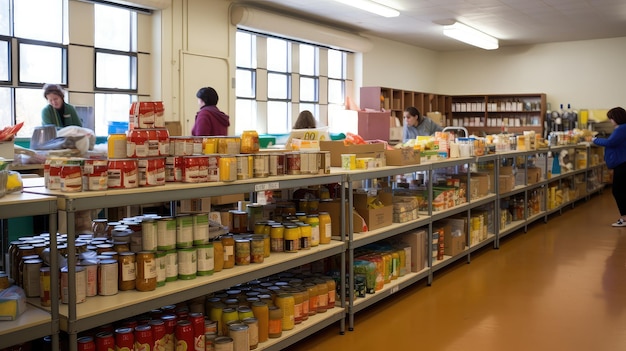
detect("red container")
[285,152,301,175]
[107,159,138,189]
[182,156,201,183]
[134,324,153,351]
[147,129,160,157]
[165,156,184,182]
[197,156,209,183]
[269,153,285,176]
[153,101,165,128]
[170,137,193,156]
[95,331,115,351]
[157,128,170,156]
[149,319,166,350]
[77,336,95,351]
[138,157,165,187]
[189,312,205,350]
[127,129,150,158]
[130,101,155,129]
[114,327,134,350]
[60,163,83,192]
[207,154,220,182]
[84,159,108,191]
[175,320,194,351]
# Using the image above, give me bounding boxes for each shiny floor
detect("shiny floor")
[286,190,626,351]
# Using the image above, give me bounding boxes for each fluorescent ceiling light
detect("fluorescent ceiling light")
[333,0,400,18]
[443,22,499,50]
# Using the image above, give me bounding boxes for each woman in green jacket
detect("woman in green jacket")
[41,84,82,128]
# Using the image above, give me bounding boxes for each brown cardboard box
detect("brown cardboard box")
[385,147,420,166]
[499,174,515,193]
[439,219,467,256]
[427,112,444,126]
[354,191,393,231]
[460,173,490,198]
[319,140,386,167]
[165,121,182,136]
[318,199,366,236]
[500,166,514,175]
[179,198,211,213]
[399,229,427,272]
[211,194,245,205]
[0,140,14,159]
[527,167,542,184]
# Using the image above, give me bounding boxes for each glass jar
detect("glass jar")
[284,225,300,253]
[237,306,254,321]
[240,130,260,154]
[221,235,235,269]
[267,306,283,339]
[250,301,269,343]
[298,223,311,250]
[135,251,157,292]
[314,279,329,313]
[324,276,336,308]
[274,293,295,331]
[118,252,136,291]
[234,239,251,266]
[305,283,318,316]
[212,239,224,272]
[318,212,332,244]
[221,308,239,336]
[305,215,320,247]
[270,225,284,253]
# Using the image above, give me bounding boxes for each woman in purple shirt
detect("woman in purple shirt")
[191,87,230,136]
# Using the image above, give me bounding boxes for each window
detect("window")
[94,93,135,135]
[235,30,349,135]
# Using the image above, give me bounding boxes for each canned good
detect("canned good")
[95,331,115,351]
[47,157,64,190]
[149,319,166,351]
[138,157,165,187]
[250,237,264,264]
[77,336,95,351]
[175,320,194,351]
[299,152,316,174]
[98,259,118,296]
[229,323,249,351]
[306,215,320,247]
[221,235,235,269]
[212,239,224,273]
[217,137,241,154]
[234,239,250,266]
[136,251,157,292]
[178,248,197,280]
[275,293,295,331]
[229,210,248,234]
[61,266,86,304]
[134,324,154,351]
[115,327,135,350]
[60,163,83,192]
[268,306,283,338]
[285,152,301,175]
[182,155,201,183]
[165,156,184,182]
[214,336,234,351]
[142,218,158,251]
[189,312,205,351]
[155,251,166,287]
[107,159,138,189]
[192,213,210,245]
[23,258,43,297]
[79,261,98,297]
[219,155,237,182]
[83,159,108,191]
[242,318,258,350]
[177,215,194,248]
[240,130,259,154]
[196,243,214,276]
[108,133,127,159]
[161,314,178,350]
[130,101,155,129]
[252,154,270,179]
[197,155,209,183]
[268,153,285,176]
[235,155,253,180]
[157,217,177,250]
[221,308,238,336]
[153,102,165,127]
[164,249,178,282]
[127,129,150,158]
[147,129,160,157]
[206,154,220,182]
[157,128,170,155]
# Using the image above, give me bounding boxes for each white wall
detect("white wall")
[436,37,626,111]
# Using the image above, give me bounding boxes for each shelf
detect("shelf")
[0,192,57,218]
[500,185,527,197]
[55,241,344,333]
[351,268,429,314]
[257,307,345,351]
[0,306,54,349]
[429,157,473,169]
[431,249,469,272]
[431,203,471,221]
[470,194,497,207]
[351,216,431,249]
[469,234,496,253]
[346,164,429,181]
[526,211,546,225]
[499,219,526,238]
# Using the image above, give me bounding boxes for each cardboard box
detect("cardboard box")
[500,166,513,175]
[0,140,14,159]
[399,229,427,272]
[385,147,421,166]
[319,140,386,167]
[526,167,542,184]
[210,194,245,205]
[389,127,403,141]
[318,198,366,236]
[439,219,467,256]
[165,121,182,136]
[499,174,515,193]
[179,198,211,213]
[354,191,393,231]
[427,112,444,126]
[357,111,392,141]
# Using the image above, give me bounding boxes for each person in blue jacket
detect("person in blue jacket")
[593,106,626,227]
[402,106,443,142]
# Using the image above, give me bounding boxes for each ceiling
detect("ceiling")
[237,0,626,51]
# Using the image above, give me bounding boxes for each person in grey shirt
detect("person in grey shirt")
[402,106,443,142]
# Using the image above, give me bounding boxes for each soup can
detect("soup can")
[61,266,87,304]
[192,213,210,245]
[236,155,253,180]
[207,154,220,182]
[176,215,194,248]
[95,331,115,351]
[147,129,161,157]
[253,154,269,178]
[138,157,164,187]
[157,128,170,156]
[157,216,176,250]
[165,156,184,182]
[155,251,166,287]
[178,248,197,280]
[268,153,285,176]
[114,327,135,351]
[77,336,95,351]
[164,249,178,282]
[98,259,118,296]
[107,159,139,189]
[196,243,214,276]
[285,152,301,175]
[130,101,155,129]
[217,137,241,154]
[182,156,201,183]
[134,324,153,350]
[197,155,209,183]
[149,319,166,350]
[320,151,331,174]
[153,101,165,128]
[192,136,204,155]
[175,320,194,351]
[79,260,98,297]
[60,163,84,192]
[83,159,108,191]
[127,129,150,158]
[219,155,237,182]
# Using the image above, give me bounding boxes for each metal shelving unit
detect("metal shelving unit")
[0,192,58,350]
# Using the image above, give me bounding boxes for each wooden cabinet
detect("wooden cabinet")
[360,86,451,133]
[450,94,546,136]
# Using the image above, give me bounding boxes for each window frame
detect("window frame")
[16,38,68,86]
[0,36,11,84]
[94,47,138,93]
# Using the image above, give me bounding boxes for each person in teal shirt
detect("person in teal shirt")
[41,83,82,128]
[402,106,443,142]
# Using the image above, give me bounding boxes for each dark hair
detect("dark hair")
[608,107,626,125]
[196,87,219,106]
[294,110,316,129]
[43,83,65,99]
[405,106,423,123]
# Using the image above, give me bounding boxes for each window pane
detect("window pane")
[0,40,8,81]
[15,88,46,138]
[96,52,136,89]
[328,49,344,79]
[328,79,344,105]
[94,4,132,51]
[267,38,288,72]
[14,0,63,43]
[236,31,256,68]
[236,69,255,98]
[19,43,65,84]
[0,0,9,36]
[235,99,256,135]
[95,93,134,136]
[299,77,317,102]
[267,101,290,134]
[267,73,289,99]
[0,87,10,127]
[299,44,316,76]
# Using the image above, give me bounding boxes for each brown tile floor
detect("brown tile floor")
[286,190,626,351]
